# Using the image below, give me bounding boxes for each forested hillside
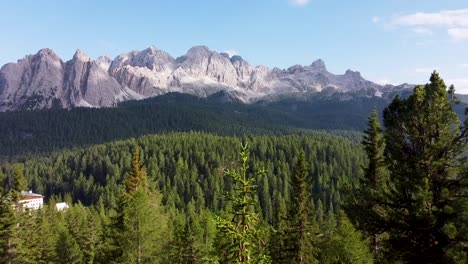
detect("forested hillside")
[2,132,362,217]
[0,132,371,263]
[0,73,466,263]
[0,92,387,157]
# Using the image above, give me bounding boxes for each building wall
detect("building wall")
[19,197,44,210]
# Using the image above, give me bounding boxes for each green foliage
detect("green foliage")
[282,152,319,264]
[11,165,27,202]
[348,72,468,263]
[0,92,401,158]
[381,72,468,262]
[318,211,373,264]
[344,107,388,260]
[214,143,268,263]
[0,132,370,263]
[105,146,168,264]
[168,202,206,264]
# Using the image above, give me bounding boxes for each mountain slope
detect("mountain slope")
[0,45,414,111]
[1,91,465,157]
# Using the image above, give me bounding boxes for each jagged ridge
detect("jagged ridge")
[0,45,411,111]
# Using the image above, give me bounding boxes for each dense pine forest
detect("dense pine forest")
[0,73,467,263]
[0,92,394,157]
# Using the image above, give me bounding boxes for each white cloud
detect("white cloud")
[446,78,468,94]
[448,28,468,42]
[393,9,468,28]
[223,49,238,58]
[289,0,310,7]
[459,63,468,68]
[372,16,381,23]
[412,27,433,36]
[390,9,468,41]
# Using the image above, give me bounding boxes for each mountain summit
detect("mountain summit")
[0,45,406,111]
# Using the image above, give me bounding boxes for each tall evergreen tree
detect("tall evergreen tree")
[55,224,83,264]
[169,202,204,264]
[269,193,288,263]
[345,107,388,259]
[0,183,15,264]
[11,165,27,202]
[214,143,268,263]
[381,72,468,262]
[318,211,373,264]
[283,152,318,264]
[106,146,168,264]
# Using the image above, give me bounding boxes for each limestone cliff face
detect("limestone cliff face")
[0,48,65,110]
[0,45,407,111]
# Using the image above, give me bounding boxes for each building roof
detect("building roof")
[19,191,43,200]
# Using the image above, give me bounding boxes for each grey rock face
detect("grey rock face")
[0,48,65,111]
[0,45,409,111]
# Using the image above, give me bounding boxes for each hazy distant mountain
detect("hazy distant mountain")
[0,45,420,111]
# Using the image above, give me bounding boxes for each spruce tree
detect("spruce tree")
[283,152,318,264]
[169,202,203,264]
[318,211,373,264]
[0,184,15,263]
[381,72,468,262]
[55,224,83,264]
[11,165,27,202]
[269,193,288,263]
[106,146,168,264]
[345,107,387,259]
[214,143,268,263]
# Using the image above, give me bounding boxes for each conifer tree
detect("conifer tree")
[214,143,268,263]
[318,211,373,264]
[55,224,83,264]
[11,165,27,202]
[0,183,16,263]
[106,146,168,264]
[345,107,387,258]
[269,193,288,263]
[0,164,29,264]
[283,152,318,264]
[169,202,204,264]
[381,72,468,262]
[35,206,57,264]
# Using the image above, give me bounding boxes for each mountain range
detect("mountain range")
[0,45,416,112]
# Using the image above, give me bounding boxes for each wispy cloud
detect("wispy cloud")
[448,28,468,42]
[372,16,381,23]
[390,9,468,41]
[392,9,468,28]
[289,0,310,7]
[412,27,433,36]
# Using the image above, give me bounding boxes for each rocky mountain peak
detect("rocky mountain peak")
[287,64,305,74]
[0,45,411,111]
[310,59,326,71]
[186,45,211,55]
[35,48,62,61]
[230,55,245,63]
[145,45,159,53]
[220,52,230,59]
[96,55,112,64]
[73,49,91,62]
[345,69,362,78]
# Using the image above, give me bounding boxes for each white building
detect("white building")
[55,202,69,211]
[18,191,44,210]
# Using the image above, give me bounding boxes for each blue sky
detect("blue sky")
[1,0,468,93]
